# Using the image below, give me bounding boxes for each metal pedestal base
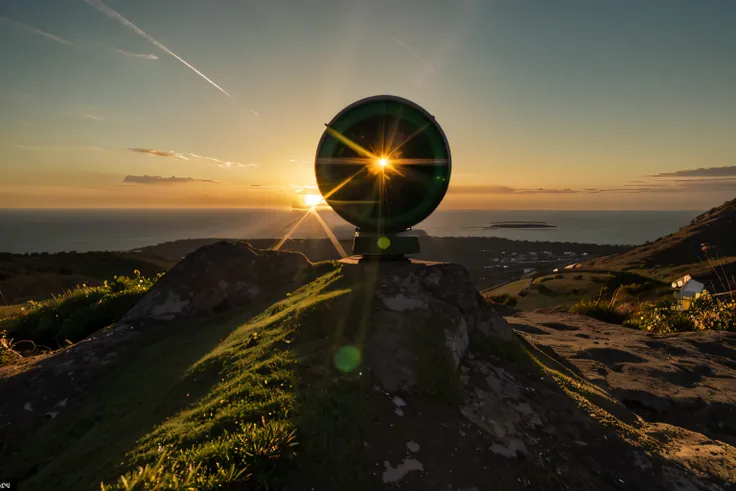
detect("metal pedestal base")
[353,231,420,260]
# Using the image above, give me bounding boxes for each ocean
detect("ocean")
[0,208,701,254]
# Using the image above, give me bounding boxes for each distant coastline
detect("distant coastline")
[0,209,701,253]
[488,221,556,229]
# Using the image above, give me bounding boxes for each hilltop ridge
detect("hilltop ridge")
[588,196,736,280]
[1,241,734,490]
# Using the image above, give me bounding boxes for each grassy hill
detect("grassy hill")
[0,251,172,304]
[484,270,671,311]
[3,264,380,490]
[2,260,734,490]
[586,197,736,285]
[0,237,628,309]
[484,197,736,313]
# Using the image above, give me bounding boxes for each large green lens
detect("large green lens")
[315,95,451,233]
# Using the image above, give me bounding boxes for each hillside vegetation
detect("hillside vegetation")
[1,263,401,490]
[484,269,670,310]
[0,251,171,304]
[2,246,736,490]
[0,271,162,360]
[585,197,736,284]
[484,269,735,334]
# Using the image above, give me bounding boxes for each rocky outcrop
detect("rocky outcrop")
[3,249,736,490]
[324,294,735,490]
[340,258,513,394]
[508,311,736,447]
[0,241,313,456]
[122,241,313,323]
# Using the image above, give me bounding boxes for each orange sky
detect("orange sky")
[2,0,736,210]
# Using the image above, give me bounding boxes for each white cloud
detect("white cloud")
[115,48,159,60]
[128,147,258,168]
[124,175,218,184]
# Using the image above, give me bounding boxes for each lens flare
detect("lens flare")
[377,236,391,250]
[378,158,388,168]
[303,193,323,208]
[333,345,361,373]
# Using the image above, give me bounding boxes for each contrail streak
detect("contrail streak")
[83,0,231,97]
[389,36,439,77]
[1,17,81,49]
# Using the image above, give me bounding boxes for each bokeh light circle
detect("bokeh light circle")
[333,345,362,373]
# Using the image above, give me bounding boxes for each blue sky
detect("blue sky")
[1,0,736,209]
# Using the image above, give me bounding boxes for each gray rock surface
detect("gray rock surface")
[123,241,312,323]
[508,311,736,446]
[339,258,512,394]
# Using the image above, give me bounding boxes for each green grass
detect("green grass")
[3,307,256,490]
[5,263,398,490]
[100,264,391,490]
[109,270,352,487]
[0,270,161,351]
[484,269,670,313]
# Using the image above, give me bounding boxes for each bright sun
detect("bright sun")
[378,158,388,168]
[303,193,323,208]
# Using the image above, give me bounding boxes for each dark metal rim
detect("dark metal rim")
[314,95,452,230]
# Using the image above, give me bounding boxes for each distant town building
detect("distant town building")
[672,274,707,311]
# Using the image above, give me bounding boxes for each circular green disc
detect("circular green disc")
[315,95,451,233]
[333,345,361,373]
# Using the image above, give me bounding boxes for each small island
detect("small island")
[488,221,557,229]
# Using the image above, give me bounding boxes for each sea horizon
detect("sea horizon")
[0,208,703,254]
[0,207,707,212]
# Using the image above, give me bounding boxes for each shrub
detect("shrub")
[624,303,695,333]
[1,270,163,349]
[489,293,518,307]
[569,299,626,324]
[619,282,658,297]
[0,330,23,366]
[687,293,736,331]
[628,293,735,333]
